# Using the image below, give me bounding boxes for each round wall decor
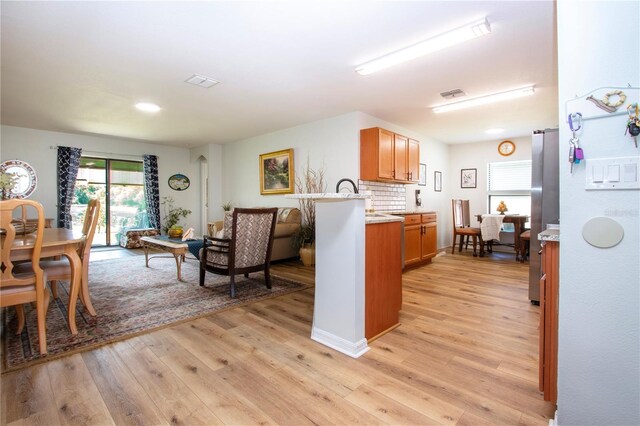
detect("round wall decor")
[168,173,190,191]
[0,159,38,199]
[498,140,516,156]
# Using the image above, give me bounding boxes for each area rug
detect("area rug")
[1,256,308,372]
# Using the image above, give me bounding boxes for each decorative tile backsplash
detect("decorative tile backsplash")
[358,180,406,212]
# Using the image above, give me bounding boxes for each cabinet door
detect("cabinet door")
[404,224,422,266]
[394,134,408,182]
[408,138,420,183]
[378,129,395,180]
[422,223,437,260]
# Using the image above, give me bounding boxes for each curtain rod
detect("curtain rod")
[49,145,153,160]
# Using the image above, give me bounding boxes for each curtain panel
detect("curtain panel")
[57,146,82,229]
[143,154,161,231]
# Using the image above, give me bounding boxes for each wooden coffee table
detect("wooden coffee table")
[140,236,202,281]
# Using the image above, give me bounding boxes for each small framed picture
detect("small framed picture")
[419,163,427,186]
[168,173,190,191]
[434,171,442,192]
[461,168,477,188]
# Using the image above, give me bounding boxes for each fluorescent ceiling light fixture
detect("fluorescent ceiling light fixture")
[135,102,161,113]
[355,18,491,75]
[432,86,535,113]
[485,128,505,134]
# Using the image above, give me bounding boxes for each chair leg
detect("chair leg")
[199,265,205,286]
[50,280,58,299]
[16,304,25,335]
[230,275,236,298]
[244,273,249,278]
[458,236,464,253]
[451,234,457,254]
[471,235,478,257]
[36,292,49,355]
[264,268,272,289]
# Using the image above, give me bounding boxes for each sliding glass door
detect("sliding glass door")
[72,157,148,246]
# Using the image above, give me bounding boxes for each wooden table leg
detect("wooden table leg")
[173,252,183,281]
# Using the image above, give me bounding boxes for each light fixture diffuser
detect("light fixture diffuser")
[135,102,161,113]
[432,86,535,113]
[485,128,505,134]
[355,18,491,75]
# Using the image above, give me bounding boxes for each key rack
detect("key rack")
[565,85,639,123]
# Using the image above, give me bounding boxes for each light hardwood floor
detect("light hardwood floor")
[1,249,555,425]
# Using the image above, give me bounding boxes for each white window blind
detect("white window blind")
[488,160,532,191]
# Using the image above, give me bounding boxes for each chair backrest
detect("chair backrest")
[452,199,473,229]
[0,199,45,288]
[79,199,100,261]
[231,208,278,268]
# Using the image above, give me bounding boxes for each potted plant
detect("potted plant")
[161,196,191,237]
[292,159,326,266]
[221,201,233,212]
[0,170,18,200]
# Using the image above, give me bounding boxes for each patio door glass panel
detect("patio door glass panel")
[73,157,147,246]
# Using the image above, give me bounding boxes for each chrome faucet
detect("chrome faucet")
[336,178,359,194]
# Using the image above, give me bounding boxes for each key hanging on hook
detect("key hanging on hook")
[568,113,584,172]
[625,103,639,148]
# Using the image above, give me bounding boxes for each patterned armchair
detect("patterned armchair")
[199,208,278,297]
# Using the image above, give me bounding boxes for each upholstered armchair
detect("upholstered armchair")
[199,208,278,297]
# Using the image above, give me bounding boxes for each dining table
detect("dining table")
[475,214,529,260]
[8,228,85,335]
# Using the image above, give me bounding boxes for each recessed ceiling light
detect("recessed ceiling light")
[135,102,161,113]
[355,18,491,75]
[485,128,505,134]
[432,86,535,113]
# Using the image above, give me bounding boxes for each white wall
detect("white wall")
[557,1,639,425]
[221,111,452,250]
[0,125,203,234]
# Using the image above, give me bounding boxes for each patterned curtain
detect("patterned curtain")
[57,146,82,229]
[143,154,161,231]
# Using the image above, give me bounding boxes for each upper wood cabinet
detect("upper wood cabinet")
[360,127,420,183]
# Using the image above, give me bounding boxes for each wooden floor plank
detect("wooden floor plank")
[2,252,555,425]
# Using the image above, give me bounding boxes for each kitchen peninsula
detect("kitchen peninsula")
[286,193,403,357]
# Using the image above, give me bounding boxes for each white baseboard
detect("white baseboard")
[311,327,369,358]
[549,410,558,426]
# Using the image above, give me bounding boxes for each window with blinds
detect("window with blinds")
[488,160,532,191]
[487,160,532,227]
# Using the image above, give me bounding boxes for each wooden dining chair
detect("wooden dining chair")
[451,199,484,257]
[44,199,100,316]
[0,199,50,354]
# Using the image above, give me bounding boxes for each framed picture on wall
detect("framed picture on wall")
[259,148,294,195]
[419,163,427,186]
[434,171,442,192]
[461,168,477,188]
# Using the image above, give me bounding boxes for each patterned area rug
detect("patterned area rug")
[1,257,308,372]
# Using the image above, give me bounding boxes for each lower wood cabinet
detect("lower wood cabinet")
[365,221,402,340]
[402,213,437,268]
[539,240,559,403]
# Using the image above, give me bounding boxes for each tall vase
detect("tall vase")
[299,243,316,266]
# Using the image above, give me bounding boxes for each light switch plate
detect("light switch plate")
[585,156,640,190]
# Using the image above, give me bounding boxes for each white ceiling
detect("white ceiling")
[1,1,558,147]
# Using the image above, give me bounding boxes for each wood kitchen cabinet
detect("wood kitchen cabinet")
[360,127,419,183]
[539,240,559,403]
[402,213,437,268]
[365,221,403,340]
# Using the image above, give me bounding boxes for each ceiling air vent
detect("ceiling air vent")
[185,74,219,88]
[439,88,466,99]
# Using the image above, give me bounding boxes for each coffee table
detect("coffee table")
[140,236,203,281]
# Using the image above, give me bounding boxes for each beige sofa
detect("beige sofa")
[208,207,301,261]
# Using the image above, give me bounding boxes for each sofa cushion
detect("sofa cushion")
[278,208,301,224]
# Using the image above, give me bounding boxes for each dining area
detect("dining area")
[1,198,100,355]
[451,199,530,260]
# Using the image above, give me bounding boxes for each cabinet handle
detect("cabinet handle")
[409,171,413,180]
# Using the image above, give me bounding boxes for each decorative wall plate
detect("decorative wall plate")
[0,159,38,199]
[168,173,190,191]
[498,140,516,156]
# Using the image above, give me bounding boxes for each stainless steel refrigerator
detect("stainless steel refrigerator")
[529,129,559,303]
